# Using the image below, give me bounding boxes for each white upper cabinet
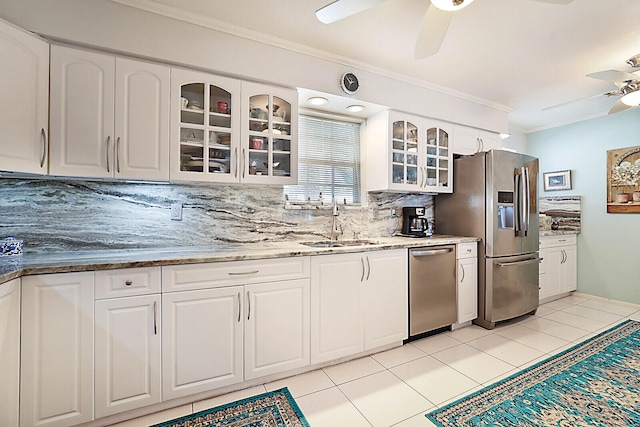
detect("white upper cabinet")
[241,81,298,184]
[453,124,503,155]
[50,45,170,180]
[170,68,241,183]
[0,19,49,174]
[367,110,453,193]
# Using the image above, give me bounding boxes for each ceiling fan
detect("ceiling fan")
[544,54,640,115]
[315,0,574,59]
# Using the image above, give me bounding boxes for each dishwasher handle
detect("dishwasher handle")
[411,248,453,257]
[497,257,543,267]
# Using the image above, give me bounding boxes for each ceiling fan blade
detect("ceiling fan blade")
[532,0,573,4]
[414,5,452,59]
[609,99,632,114]
[316,0,386,24]
[542,92,612,111]
[588,70,640,83]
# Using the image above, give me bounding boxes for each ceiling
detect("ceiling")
[118,0,640,133]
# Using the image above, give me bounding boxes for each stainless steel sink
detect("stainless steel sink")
[301,240,379,248]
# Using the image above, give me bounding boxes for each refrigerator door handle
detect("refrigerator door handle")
[497,257,542,267]
[522,166,530,236]
[514,172,522,235]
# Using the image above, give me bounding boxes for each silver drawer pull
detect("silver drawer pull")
[125,280,133,286]
[228,270,259,276]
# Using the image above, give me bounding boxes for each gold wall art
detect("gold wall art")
[607,145,640,213]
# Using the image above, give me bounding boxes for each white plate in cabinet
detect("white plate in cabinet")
[0,19,49,175]
[95,266,161,299]
[162,257,310,292]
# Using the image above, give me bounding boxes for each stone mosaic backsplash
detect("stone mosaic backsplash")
[539,196,581,234]
[0,179,433,253]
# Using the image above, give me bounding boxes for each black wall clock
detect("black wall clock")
[340,72,359,94]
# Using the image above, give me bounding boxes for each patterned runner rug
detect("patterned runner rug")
[152,387,310,427]
[427,319,640,427]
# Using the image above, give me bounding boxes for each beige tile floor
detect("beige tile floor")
[113,294,640,427]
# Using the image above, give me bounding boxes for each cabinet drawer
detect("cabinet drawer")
[95,267,161,299]
[162,256,311,292]
[539,234,576,249]
[457,242,477,259]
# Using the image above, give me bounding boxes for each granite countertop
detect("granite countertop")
[540,230,580,237]
[0,235,479,286]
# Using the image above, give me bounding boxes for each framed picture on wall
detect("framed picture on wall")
[543,170,571,191]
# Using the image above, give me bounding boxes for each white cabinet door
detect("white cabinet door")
[21,272,94,427]
[0,278,20,427]
[310,253,365,364]
[0,19,49,174]
[452,125,481,155]
[245,279,310,380]
[114,58,170,180]
[539,247,562,300]
[50,46,115,177]
[162,287,243,400]
[560,245,577,293]
[363,249,408,349]
[457,257,478,323]
[95,294,161,418]
[478,130,503,152]
[241,82,298,185]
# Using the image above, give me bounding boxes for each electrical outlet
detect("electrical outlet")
[170,203,183,221]
[391,208,397,217]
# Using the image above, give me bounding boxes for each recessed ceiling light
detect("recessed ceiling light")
[346,104,365,113]
[430,0,475,12]
[307,97,328,106]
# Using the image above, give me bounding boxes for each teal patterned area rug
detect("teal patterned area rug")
[152,387,310,427]
[427,319,640,426]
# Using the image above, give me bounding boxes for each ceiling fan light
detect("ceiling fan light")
[621,90,640,106]
[430,0,475,12]
[626,53,640,68]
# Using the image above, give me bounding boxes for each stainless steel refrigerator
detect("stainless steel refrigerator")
[435,150,540,329]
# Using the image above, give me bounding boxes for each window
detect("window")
[285,115,361,204]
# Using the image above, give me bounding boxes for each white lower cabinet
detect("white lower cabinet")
[95,294,162,418]
[456,243,478,324]
[161,258,310,400]
[0,278,20,427]
[162,287,243,400]
[20,272,95,427]
[539,235,577,301]
[310,249,408,364]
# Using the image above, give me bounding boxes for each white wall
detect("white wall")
[0,0,507,133]
[527,108,640,305]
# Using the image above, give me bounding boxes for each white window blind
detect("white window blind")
[285,115,361,204]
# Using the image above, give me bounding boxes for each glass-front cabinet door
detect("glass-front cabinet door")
[241,82,298,184]
[391,118,420,189]
[423,120,453,193]
[170,68,240,182]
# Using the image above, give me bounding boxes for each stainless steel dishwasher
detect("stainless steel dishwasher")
[408,245,457,338]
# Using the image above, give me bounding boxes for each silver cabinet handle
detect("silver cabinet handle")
[561,249,567,264]
[237,292,241,323]
[116,137,121,173]
[558,239,566,242]
[497,257,542,267]
[411,248,452,257]
[234,148,238,178]
[125,280,132,286]
[360,257,365,282]
[480,138,485,152]
[153,301,157,335]
[242,148,246,179]
[246,291,251,321]
[40,128,47,168]
[366,256,371,281]
[228,270,259,276]
[476,137,481,153]
[460,263,465,282]
[106,136,111,173]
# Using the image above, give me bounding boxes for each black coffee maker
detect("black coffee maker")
[401,206,432,237]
